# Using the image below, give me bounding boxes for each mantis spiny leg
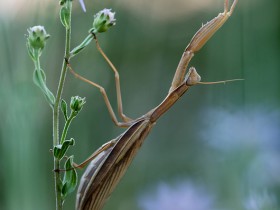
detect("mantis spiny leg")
[169,0,238,93]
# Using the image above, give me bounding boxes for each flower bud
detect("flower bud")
[90,9,116,34]
[70,96,86,113]
[27,26,50,50]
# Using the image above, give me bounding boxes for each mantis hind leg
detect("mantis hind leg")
[73,139,117,169]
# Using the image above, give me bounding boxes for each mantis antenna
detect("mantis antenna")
[198,79,244,85]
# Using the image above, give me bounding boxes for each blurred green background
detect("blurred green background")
[1,0,280,209]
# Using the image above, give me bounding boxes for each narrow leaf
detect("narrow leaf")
[45,89,55,105]
[61,99,68,121]
[33,69,55,106]
[70,34,93,58]
[33,69,43,87]
[62,155,78,199]
[53,138,75,160]
[60,6,70,29]
[26,42,35,61]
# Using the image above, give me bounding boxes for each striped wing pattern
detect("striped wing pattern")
[76,118,154,210]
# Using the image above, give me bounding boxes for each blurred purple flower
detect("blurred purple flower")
[79,0,86,12]
[200,108,280,152]
[138,180,217,210]
[245,191,278,210]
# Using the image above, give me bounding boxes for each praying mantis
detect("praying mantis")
[67,0,239,209]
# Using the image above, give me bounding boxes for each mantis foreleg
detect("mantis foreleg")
[169,0,238,92]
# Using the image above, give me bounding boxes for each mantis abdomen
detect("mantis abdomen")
[76,119,154,210]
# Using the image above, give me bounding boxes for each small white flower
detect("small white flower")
[90,8,116,34]
[102,8,116,23]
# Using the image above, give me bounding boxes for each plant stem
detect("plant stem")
[53,13,72,210]
[60,112,76,144]
[34,50,40,70]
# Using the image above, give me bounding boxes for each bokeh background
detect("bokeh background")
[1,0,280,209]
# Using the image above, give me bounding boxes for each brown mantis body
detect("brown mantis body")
[70,1,239,209]
[74,69,199,210]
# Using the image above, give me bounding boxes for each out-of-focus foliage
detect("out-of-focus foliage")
[0,0,279,210]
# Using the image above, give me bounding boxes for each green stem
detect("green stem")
[60,112,76,144]
[69,33,93,58]
[53,4,72,210]
[34,50,40,70]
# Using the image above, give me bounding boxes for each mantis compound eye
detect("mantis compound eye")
[186,67,201,86]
